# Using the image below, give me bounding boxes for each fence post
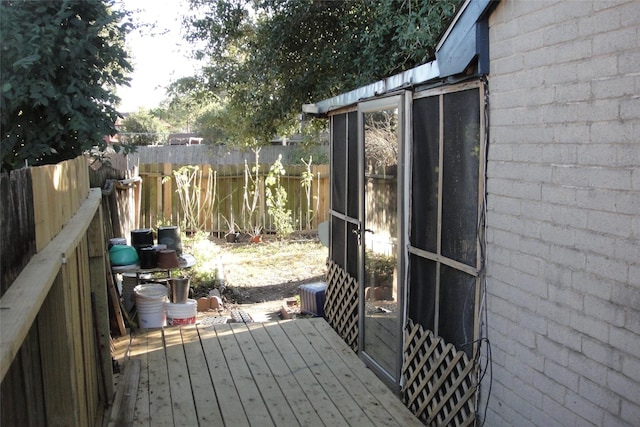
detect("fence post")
[87,205,114,404]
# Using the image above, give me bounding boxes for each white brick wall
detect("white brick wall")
[482,1,640,426]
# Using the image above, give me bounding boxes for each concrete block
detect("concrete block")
[570,311,610,343]
[607,370,640,404]
[585,253,629,283]
[577,144,617,167]
[609,327,640,358]
[591,121,634,146]
[510,251,541,276]
[549,127,589,147]
[553,38,593,63]
[518,236,549,259]
[489,194,521,215]
[593,27,637,56]
[510,180,542,200]
[514,342,544,372]
[551,164,593,189]
[592,75,636,100]
[486,228,521,251]
[543,265,574,292]
[509,321,537,349]
[545,323,581,354]
[584,294,625,327]
[619,50,640,75]
[616,144,640,168]
[620,399,640,425]
[571,271,612,300]
[540,222,575,246]
[532,372,567,404]
[550,205,588,228]
[583,337,622,370]
[579,377,621,415]
[613,237,640,265]
[550,245,586,270]
[568,350,609,384]
[543,395,579,427]
[610,284,640,315]
[541,183,577,205]
[575,188,618,212]
[564,390,605,425]
[538,102,582,124]
[523,44,556,68]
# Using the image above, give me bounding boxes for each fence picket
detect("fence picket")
[138,163,329,234]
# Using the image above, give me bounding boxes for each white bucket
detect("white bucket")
[165,299,197,325]
[122,274,151,312]
[134,284,169,328]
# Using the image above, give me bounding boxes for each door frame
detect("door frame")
[356,92,410,391]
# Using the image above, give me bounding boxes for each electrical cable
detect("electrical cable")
[477,74,493,427]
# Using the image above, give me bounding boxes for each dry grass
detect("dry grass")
[183,233,328,304]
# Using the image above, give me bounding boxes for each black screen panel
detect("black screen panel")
[332,114,347,215]
[408,254,436,333]
[441,89,480,267]
[411,96,440,253]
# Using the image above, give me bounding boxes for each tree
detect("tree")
[182,0,461,149]
[121,109,167,146]
[156,76,222,137]
[0,0,134,171]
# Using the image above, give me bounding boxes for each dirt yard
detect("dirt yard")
[185,233,329,322]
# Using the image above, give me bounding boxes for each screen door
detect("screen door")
[357,94,405,388]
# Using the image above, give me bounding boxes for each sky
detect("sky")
[116,0,202,113]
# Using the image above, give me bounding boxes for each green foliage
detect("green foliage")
[0,0,134,171]
[182,0,461,151]
[183,232,221,287]
[121,109,167,145]
[265,154,293,237]
[156,76,219,135]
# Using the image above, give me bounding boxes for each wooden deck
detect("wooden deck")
[110,318,422,426]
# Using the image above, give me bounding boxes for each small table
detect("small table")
[111,254,196,307]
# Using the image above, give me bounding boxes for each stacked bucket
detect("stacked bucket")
[134,283,170,328]
[165,277,197,325]
[133,277,197,328]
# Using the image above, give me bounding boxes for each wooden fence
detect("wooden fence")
[137,163,330,235]
[0,156,111,426]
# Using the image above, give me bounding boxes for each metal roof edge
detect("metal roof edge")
[304,60,440,115]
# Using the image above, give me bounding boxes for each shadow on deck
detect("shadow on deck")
[107,318,422,426]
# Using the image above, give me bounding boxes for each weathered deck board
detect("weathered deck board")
[130,330,149,426]
[163,326,198,425]
[216,323,275,426]
[295,319,401,427]
[229,322,298,425]
[262,320,346,425]
[311,318,423,426]
[127,319,423,426]
[180,325,223,424]
[280,320,372,426]
[246,322,324,427]
[146,329,173,426]
[197,325,251,426]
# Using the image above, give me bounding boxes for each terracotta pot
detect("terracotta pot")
[156,249,180,269]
